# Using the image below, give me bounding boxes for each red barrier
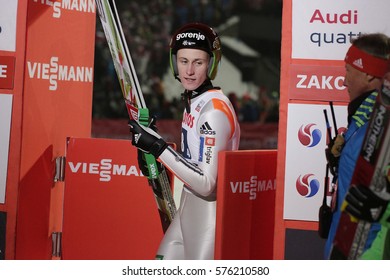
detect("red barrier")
[215,150,277,259]
[61,137,164,260]
[61,139,276,260]
[1,2,95,259]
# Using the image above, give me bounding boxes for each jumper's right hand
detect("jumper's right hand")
[128,119,167,158]
[135,117,164,176]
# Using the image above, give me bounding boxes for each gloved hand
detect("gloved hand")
[128,119,168,158]
[344,184,389,223]
[135,117,164,176]
[325,134,344,176]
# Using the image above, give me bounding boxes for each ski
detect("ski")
[330,81,390,259]
[95,0,176,232]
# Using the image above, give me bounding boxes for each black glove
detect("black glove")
[128,119,167,158]
[344,185,389,222]
[135,117,164,176]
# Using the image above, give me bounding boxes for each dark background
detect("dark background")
[92,0,282,124]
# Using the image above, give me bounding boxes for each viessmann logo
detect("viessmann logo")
[68,159,142,182]
[27,56,93,91]
[33,0,96,18]
[230,176,275,200]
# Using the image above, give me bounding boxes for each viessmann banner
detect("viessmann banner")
[215,150,276,259]
[62,138,163,260]
[20,0,96,175]
[25,0,95,95]
[12,1,97,259]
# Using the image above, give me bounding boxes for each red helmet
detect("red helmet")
[169,22,222,80]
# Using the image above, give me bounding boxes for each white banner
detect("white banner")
[0,0,18,52]
[283,103,347,221]
[0,93,13,204]
[292,0,390,60]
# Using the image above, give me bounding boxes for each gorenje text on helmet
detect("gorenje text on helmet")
[176,32,206,41]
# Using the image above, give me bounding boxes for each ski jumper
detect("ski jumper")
[156,88,240,259]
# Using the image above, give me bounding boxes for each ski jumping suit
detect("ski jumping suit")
[156,87,240,259]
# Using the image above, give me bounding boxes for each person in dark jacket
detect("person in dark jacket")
[344,71,390,260]
[324,33,390,259]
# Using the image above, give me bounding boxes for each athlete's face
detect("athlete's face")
[177,48,209,91]
[343,63,372,101]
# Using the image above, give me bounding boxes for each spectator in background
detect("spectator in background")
[240,93,259,122]
[228,91,240,118]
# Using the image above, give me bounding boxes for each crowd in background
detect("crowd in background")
[93,0,280,123]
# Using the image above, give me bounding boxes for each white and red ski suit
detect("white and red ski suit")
[157,87,240,259]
